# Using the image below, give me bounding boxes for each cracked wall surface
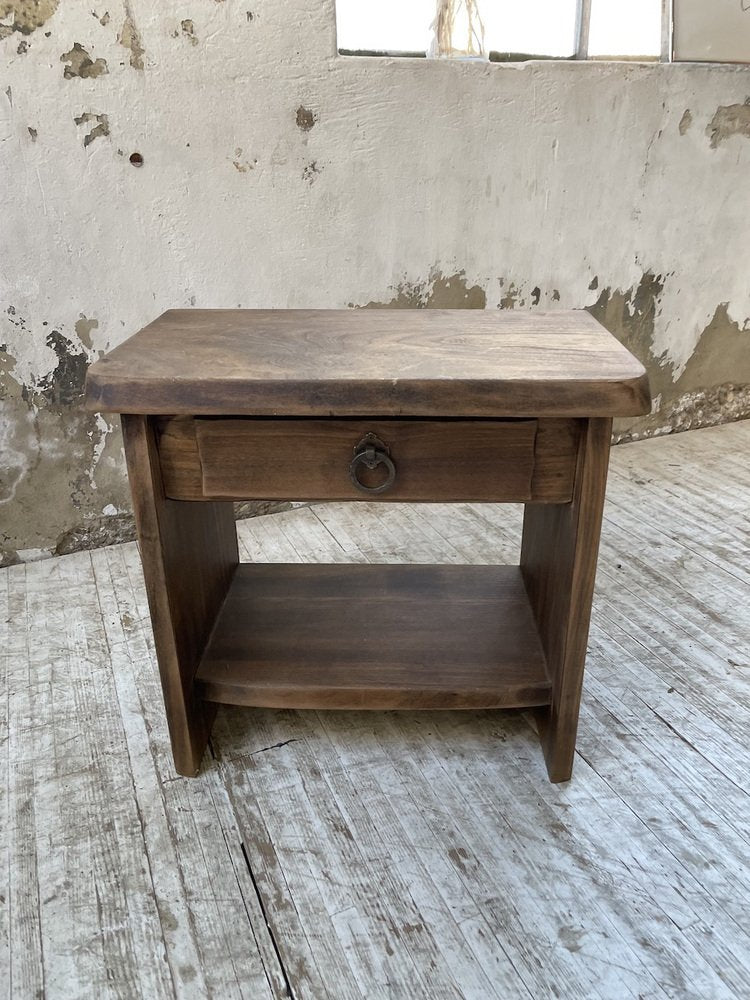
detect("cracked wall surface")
[1,0,750,564]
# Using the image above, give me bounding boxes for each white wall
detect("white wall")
[2,0,750,562]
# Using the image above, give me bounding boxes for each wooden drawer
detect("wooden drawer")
[156,416,580,503]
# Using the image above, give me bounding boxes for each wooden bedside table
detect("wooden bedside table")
[85,309,650,782]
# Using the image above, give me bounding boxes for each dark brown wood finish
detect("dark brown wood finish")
[196,564,551,710]
[520,417,612,782]
[87,310,650,782]
[198,418,538,502]
[85,309,650,418]
[121,414,239,775]
[156,415,580,503]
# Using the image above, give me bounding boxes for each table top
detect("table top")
[84,309,650,417]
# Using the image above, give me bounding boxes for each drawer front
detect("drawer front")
[157,416,580,503]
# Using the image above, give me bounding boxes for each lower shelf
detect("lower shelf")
[196,563,551,710]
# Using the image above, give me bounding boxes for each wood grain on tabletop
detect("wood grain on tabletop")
[84,309,651,417]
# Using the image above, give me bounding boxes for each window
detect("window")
[336,0,670,62]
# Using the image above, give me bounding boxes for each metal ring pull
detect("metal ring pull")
[349,434,396,494]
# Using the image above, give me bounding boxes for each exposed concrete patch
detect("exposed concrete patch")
[0,392,128,567]
[74,314,99,351]
[232,147,256,172]
[55,513,136,556]
[588,272,667,388]
[74,111,109,147]
[180,19,197,46]
[296,106,316,131]
[0,303,124,566]
[118,3,144,70]
[0,0,59,40]
[27,125,37,140]
[61,43,108,79]
[357,270,486,310]
[589,276,750,440]
[706,99,750,148]
[302,160,321,184]
[613,384,750,443]
[38,329,89,406]
[0,342,19,397]
[500,282,522,310]
[679,109,693,135]
[0,398,38,507]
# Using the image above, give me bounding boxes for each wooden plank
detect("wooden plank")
[91,543,283,999]
[121,414,238,776]
[5,564,45,1000]
[421,709,738,998]
[0,567,11,991]
[6,553,177,999]
[84,308,651,417]
[196,564,551,710]
[380,709,675,999]
[217,719,366,1000]
[520,417,613,781]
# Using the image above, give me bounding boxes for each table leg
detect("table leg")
[520,418,612,782]
[121,414,239,775]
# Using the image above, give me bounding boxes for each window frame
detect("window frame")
[336,1,674,64]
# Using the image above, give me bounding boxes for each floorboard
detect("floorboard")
[2,421,749,999]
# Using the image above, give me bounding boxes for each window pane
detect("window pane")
[336,0,434,53]
[588,0,661,57]
[483,1,578,57]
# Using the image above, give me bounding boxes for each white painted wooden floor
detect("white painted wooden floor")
[2,421,750,1000]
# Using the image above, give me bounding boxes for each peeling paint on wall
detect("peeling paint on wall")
[61,43,108,79]
[499,281,522,310]
[296,106,317,131]
[588,277,750,439]
[74,111,109,146]
[232,147,256,172]
[118,3,145,71]
[678,109,693,135]
[706,99,750,148]
[0,0,59,40]
[75,315,99,350]
[179,19,198,46]
[358,271,486,310]
[302,160,321,184]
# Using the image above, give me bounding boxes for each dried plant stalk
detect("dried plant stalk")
[431,0,486,58]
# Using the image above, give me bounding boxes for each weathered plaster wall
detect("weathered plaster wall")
[2,0,750,564]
